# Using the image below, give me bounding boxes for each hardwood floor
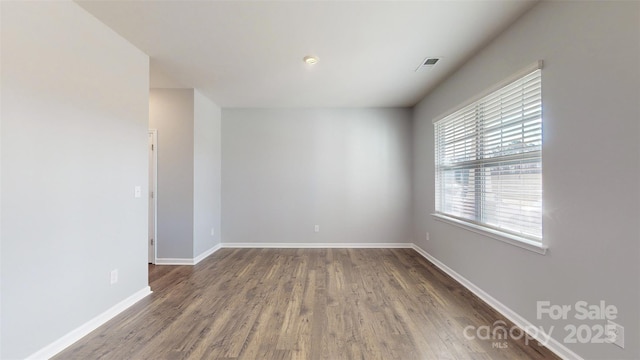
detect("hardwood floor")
[54,248,559,359]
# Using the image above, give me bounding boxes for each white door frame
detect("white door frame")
[148,129,158,264]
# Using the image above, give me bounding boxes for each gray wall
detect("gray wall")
[194,90,222,256]
[412,1,640,359]
[1,2,150,358]
[222,108,412,245]
[149,89,195,259]
[149,89,222,260]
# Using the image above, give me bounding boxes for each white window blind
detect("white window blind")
[434,68,542,242]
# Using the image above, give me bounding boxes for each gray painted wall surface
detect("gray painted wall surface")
[412,2,640,358]
[1,2,150,358]
[3,1,638,359]
[193,90,222,256]
[149,89,195,259]
[150,89,221,259]
[222,108,413,245]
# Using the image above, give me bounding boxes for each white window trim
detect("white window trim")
[432,60,546,255]
[432,213,547,255]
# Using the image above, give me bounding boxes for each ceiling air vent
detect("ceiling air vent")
[416,57,440,72]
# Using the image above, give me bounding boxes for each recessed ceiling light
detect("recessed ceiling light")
[303,56,319,65]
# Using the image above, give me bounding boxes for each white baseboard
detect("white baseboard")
[194,243,222,264]
[410,244,582,360]
[221,242,414,249]
[24,244,582,360]
[155,258,194,265]
[26,286,152,360]
[156,243,412,265]
[156,243,223,265]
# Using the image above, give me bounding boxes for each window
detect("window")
[434,65,543,249]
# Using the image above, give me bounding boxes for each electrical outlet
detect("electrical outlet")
[211,227,215,236]
[426,232,430,241]
[314,225,320,233]
[606,320,624,348]
[110,269,118,285]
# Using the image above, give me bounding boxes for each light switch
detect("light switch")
[134,186,142,198]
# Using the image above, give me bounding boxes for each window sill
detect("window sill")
[431,213,547,255]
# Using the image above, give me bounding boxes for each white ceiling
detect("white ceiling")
[77,0,538,108]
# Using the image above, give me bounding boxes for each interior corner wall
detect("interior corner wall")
[149,89,221,260]
[149,89,195,259]
[1,2,150,358]
[221,108,413,245]
[193,90,222,256]
[412,1,640,359]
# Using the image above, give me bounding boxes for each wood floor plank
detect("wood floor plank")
[54,248,560,360]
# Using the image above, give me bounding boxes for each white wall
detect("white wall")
[1,2,150,358]
[412,1,640,359]
[222,108,412,245]
[149,89,195,259]
[194,90,222,256]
